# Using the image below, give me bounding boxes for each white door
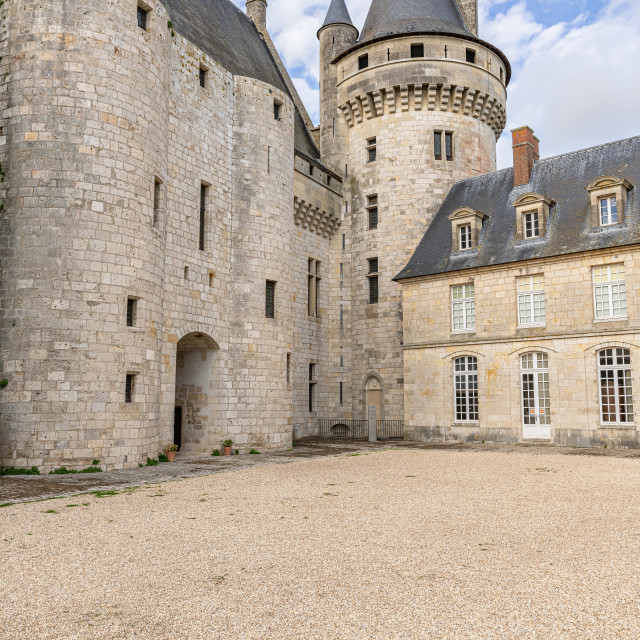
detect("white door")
[521,353,551,439]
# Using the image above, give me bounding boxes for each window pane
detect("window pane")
[434,132,442,159]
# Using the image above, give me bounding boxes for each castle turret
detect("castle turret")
[328,0,509,422]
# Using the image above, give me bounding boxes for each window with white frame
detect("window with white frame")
[517,275,545,326]
[524,211,539,239]
[593,264,627,320]
[451,284,475,331]
[454,356,479,422]
[598,348,634,424]
[459,225,472,250]
[599,196,618,226]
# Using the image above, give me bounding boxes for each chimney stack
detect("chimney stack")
[246,0,267,33]
[512,126,540,187]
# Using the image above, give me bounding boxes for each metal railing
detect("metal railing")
[318,419,404,440]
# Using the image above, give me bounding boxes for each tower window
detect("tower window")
[137,5,148,31]
[367,194,378,230]
[367,258,379,304]
[434,131,442,160]
[500,68,504,82]
[126,298,138,327]
[153,177,162,228]
[411,44,424,58]
[466,49,476,64]
[199,67,207,88]
[308,259,321,317]
[274,101,282,121]
[366,137,377,162]
[199,183,208,251]
[445,132,453,161]
[339,382,344,405]
[286,353,291,385]
[125,374,136,403]
[265,280,276,318]
[358,54,369,70]
[308,364,317,412]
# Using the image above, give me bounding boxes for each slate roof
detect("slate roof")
[159,0,320,159]
[321,0,356,31]
[359,0,470,45]
[395,136,640,280]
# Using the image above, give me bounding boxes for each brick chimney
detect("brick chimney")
[512,126,540,186]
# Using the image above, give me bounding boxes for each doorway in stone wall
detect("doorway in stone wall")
[174,332,219,453]
[366,375,382,422]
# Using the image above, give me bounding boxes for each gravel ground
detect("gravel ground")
[2,448,640,639]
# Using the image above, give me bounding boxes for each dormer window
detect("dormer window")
[459,225,471,250]
[512,193,555,242]
[449,207,488,253]
[600,197,618,226]
[587,177,631,228]
[524,211,540,239]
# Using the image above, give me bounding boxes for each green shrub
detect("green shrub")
[0,379,8,389]
[235,449,239,455]
[223,439,233,447]
[145,457,159,467]
[249,449,261,455]
[211,449,220,457]
[0,466,40,476]
[91,459,100,466]
[49,466,103,475]
[158,453,169,462]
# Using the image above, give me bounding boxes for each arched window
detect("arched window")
[520,352,551,439]
[598,348,634,424]
[454,356,478,422]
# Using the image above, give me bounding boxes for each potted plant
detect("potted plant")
[223,439,233,456]
[166,443,179,462]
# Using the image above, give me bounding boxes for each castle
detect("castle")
[0,0,638,471]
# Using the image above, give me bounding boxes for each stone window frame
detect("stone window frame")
[308,258,321,318]
[512,193,555,242]
[366,193,378,230]
[448,207,488,253]
[453,356,479,423]
[451,283,476,333]
[137,1,152,31]
[434,130,454,162]
[199,65,209,89]
[597,347,635,425]
[516,275,546,327]
[366,137,377,163]
[586,176,633,229]
[592,264,627,321]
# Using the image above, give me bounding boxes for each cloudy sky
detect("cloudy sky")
[232,0,640,168]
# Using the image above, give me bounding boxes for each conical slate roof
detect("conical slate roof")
[359,0,470,44]
[321,0,356,30]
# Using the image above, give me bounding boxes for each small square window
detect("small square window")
[125,374,136,403]
[126,298,138,327]
[274,101,281,121]
[459,225,472,250]
[466,49,476,64]
[137,5,148,31]
[411,44,424,58]
[599,197,618,226]
[358,54,369,70]
[199,67,207,88]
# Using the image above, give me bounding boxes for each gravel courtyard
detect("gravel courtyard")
[2,448,640,639]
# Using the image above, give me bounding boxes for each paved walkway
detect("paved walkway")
[2,438,640,504]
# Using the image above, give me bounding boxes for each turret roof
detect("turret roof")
[321,0,356,31]
[359,0,470,44]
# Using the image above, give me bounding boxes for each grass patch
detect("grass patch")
[0,503,13,508]
[0,466,40,476]
[92,490,118,498]
[43,509,58,514]
[49,466,102,475]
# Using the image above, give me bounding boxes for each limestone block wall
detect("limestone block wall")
[402,246,640,447]
[335,35,505,423]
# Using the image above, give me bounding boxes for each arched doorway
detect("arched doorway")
[365,375,383,422]
[174,332,219,452]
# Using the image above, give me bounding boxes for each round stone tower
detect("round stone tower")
[320,0,510,422]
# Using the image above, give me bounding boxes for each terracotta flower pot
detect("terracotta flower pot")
[223,446,232,456]
[167,450,176,462]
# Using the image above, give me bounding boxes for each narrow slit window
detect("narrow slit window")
[466,49,476,64]
[137,5,148,30]
[199,183,208,251]
[286,353,291,385]
[274,101,281,121]
[340,304,344,327]
[308,259,321,317]
[339,382,344,405]
[434,131,442,160]
[342,234,346,251]
[445,132,453,161]
[367,194,378,230]
[308,364,317,412]
[126,298,137,327]
[199,67,207,88]
[368,258,379,304]
[184,266,189,280]
[265,280,276,318]
[340,263,344,286]
[500,68,504,82]
[358,54,369,70]
[411,43,424,58]
[125,374,135,403]
[153,178,161,227]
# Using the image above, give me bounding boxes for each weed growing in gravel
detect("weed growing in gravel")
[249,449,261,455]
[66,504,79,508]
[145,457,159,467]
[48,466,102,475]
[158,453,169,462]
[92,490,118,498]
[211,449,220,456]
[0,503,12,508]
[0,466,40,476]
[43,509,58,514]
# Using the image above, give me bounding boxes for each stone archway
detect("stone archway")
[174,332,219,453]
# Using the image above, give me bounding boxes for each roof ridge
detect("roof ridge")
[533,134,640,166]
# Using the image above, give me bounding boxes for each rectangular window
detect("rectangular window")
[466,49,476,64]
[340,304,344,327]
[199,183,208,251]
[445,132,453,161]
[358,54,369,70]
[593,264,627,319]
[340,263,344,286]
[126,298,137,327]
[599,197,618,226]
[369,276,379,304]
[308,259,321,317]
[286,353,291,385]
[599,348,634,424]
[454,356,479,421]
[459,225,471,250]
[125,374,135,403]
[274,101,281,121]
[153,178,161,228]
[366,137,377,163]
[339,381,344,405]
[410,43,424,58]
[199,67,207,88]
[340,347,344,369]
[137,5,148,30]
[368,257,378,274]
[524,211,540,238]
[265,280,276,318]
[309,364,317,412]
[451,284,475,332]
[367,194,378,230]
[184,265,189,280]
[342,234,346,251]
[517,275,546,326]
[434,131,442,160]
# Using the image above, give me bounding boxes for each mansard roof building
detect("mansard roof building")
[0,0,637,471]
